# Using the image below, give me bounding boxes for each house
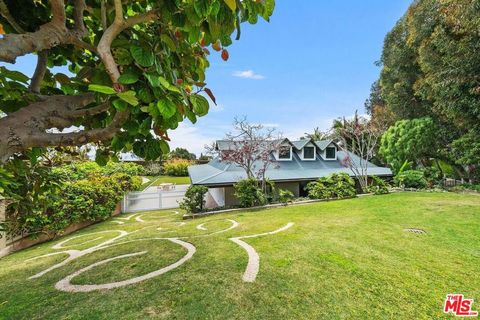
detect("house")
[188,138,392,208]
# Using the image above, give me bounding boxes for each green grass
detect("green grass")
[0,192,479,319]
[150,175,191,185]
[137,176,157,191]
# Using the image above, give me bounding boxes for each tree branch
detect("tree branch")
[29,50,49,93]
[70,101,111,117]
[0,0,68,62]
[31,110,129,147]
[97,4,159,82]
[0,94,96,161]
[72,0,87,37]
[50,0,66,24]
[100,0,107,30]
[0,0,93,62]
[0,0,24,33]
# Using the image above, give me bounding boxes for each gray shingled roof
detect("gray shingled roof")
[315,140,334,150]
[189,146,392,186]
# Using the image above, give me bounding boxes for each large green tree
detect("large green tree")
[374,0,480,171]
[379,117,437,173]
[0,0,274,163]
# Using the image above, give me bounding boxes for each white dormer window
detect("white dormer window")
[325,146,336,160]
[302,146,316,160]
[277,145,292,161]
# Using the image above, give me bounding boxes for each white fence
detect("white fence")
[121,185,188,213]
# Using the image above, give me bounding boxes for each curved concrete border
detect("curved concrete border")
[55,238,196,292]
[229,223,294,282]
[27,230,129,279]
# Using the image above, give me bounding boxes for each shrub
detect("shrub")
[102,162,147,176]
[51,161,146,181]
[466,184,480,192]
[278,189,295,205]
[234,178,266,208]
[51,161,100,181]
[179,185,209,213]
[422,166,442,187]
[307,173,356,200]
[394,170,427,189]
[3,172,139,237]
[49,176,120,231]
[163,159,191,176]
[366,176,390,195]
[105,173,143,192]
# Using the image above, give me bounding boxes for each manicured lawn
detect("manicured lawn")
[151,175,191,185]
[0,192,478,319]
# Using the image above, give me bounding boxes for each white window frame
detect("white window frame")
[302,146,316,161]
[324,146,337,160]
[276,145,293,161]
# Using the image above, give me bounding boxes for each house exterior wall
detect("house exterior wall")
[224,186,239,207]
[216,182,301,208]
[205,187,225,209]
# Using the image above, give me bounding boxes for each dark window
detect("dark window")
[325,147,336,159]
[303,146,315,159]
[278,146,291,159]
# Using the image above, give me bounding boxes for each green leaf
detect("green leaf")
[95,150,109,166]
[261,0,275,21]
[88,84,116,94]
[158,76,181,93]
[133,141,146,158]
[194,0,210,18]
[158,76,171,89]
[130,45,154,67]
[159,139,170,154]
[208,20,221,40]
[0,67,29,83]
[112,98,128,111]
[118,73,139,84]
[223,0,236,11]
[190,94,209,116]
[138,88,154,103]
[160,34,176,51]
[211,0,221,16]
[117,90,139,106]
[111,136,126,151]
[140,136,165,160]
[144,73,161,87]
[139,118,152,136]
[185,108,197,124]
[157,99,177,118]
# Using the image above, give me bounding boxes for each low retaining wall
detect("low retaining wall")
[0,202,121,259]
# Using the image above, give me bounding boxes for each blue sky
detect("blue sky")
[174,0,412,154]
[2,0,412,155]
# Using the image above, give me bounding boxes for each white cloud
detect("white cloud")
[167,122,217,156]
[232,70,265,80]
